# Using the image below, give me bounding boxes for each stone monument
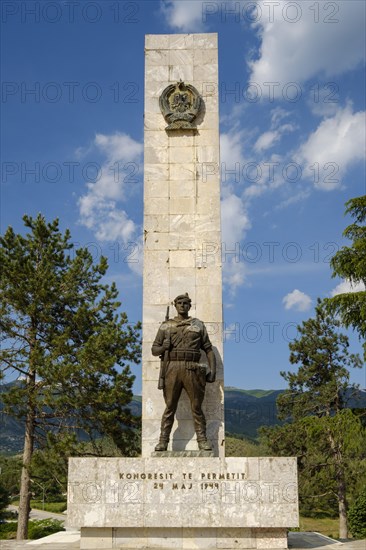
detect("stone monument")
[67,33,299,549]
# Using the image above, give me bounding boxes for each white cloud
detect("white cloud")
[276,189,311,210]
[283,289,312,312]
[249,1,365,97]
[254,107,297,152]
[330,279,366,297]
[254,131,279,152]
[253,124,295,152]
[220,130,245,170]
[94,133,142,164]
[78,132,143,245]
[221,193,251,245]
[221,193,251,295]
[160,0,204,31]
[307,85,342,117]
[223,261,248,297]
[296,105,366,190]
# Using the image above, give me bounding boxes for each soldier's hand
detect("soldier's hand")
[206,371,216,383]
[162,338,171,351]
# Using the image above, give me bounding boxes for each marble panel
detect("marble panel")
[255,529,288,549]
[144,232,169,251]
[195,132,219,149]
[145,65,169,83]
[169,250,196,268]
[169,49,194,66]
[145,146,169,164]
[145,198,169,216]
[195,146,218,164]
[79,528,112,549]
[193,64,218,82]
[193,49,218,66]
[144,163,169,182]
[169,197,196,215]
[144,180,169,198]
[168,132,195,146]
[144,112,168,131]
[144,81,170,98]
[169,180,197,198]
[145,50,170,66]
[143,214,170,233]
[193,34,218,49]
[145,35,170,50]
[169,65,194,82]
[145,130,169,148]
[169,163,196,181]
[144,96,162,114]
[169,34,195,50]
[169,146,195,165]
[142,359,161,382]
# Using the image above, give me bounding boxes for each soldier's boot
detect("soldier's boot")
[155,438,169,452]
[197,438,212,451]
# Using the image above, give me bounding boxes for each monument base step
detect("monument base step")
[80,527,288,549]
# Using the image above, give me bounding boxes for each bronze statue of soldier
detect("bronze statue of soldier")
[152,293,216,452]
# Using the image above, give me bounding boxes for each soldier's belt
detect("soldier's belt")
[169,350,201,362]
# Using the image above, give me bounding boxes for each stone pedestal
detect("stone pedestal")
[67,457,299,549]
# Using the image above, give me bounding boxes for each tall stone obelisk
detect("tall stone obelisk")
[142,33,224,457]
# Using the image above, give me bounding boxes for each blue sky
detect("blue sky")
[1,0,365,392]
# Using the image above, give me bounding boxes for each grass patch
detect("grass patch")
[11,499,67,513]
[30,500,67,513]
[298,516,340,539]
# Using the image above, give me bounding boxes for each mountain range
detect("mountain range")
[1,383,365,454]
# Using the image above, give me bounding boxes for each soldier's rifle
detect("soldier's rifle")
[158,305,170,390]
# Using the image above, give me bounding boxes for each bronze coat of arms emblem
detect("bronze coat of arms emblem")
[159,81,202,130]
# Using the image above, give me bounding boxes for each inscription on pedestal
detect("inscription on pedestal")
[67,457,299,530]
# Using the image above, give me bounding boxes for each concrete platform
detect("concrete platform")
[0,532,365,550]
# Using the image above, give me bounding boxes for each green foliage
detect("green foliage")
[28,431,141,504]
[0,521,18,540]
[0,455,22,496]
[260,301,366,535]
[261,411,366,518]
[348,487,366,539]
[0,214,141,537]
[0,483,11,517]
[325,195,366,359]
[27,519,65,539]
[0,519,65,540]
[0,214,141,448]
[278,299,362,421]
[225,435,267,457]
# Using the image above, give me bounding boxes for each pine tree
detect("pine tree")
[325,195,366,359]
[261,300,364,538]
[0,214,141,539]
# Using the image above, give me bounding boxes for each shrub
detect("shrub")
[0,522,18,540]
[0,519,65,540]
[28,519,65,539]
[0,484,10,518]
[348,488,366,539]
